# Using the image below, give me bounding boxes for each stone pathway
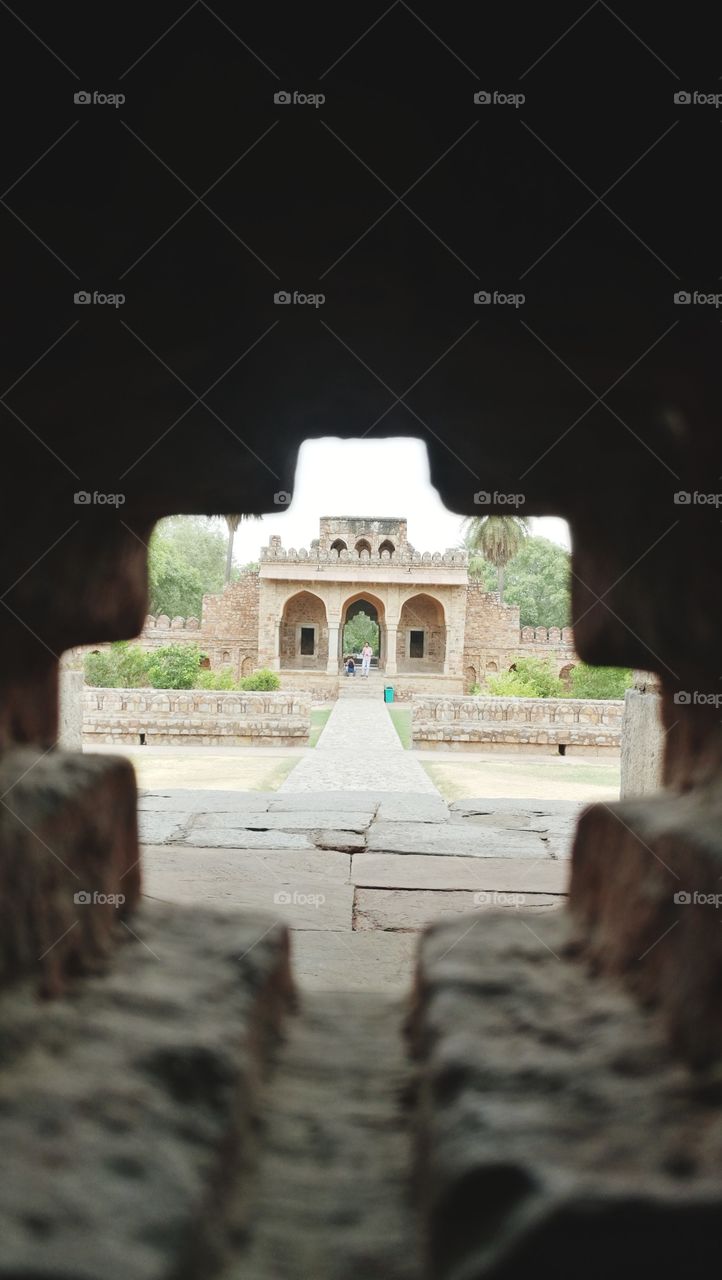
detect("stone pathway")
[279,696,437,793]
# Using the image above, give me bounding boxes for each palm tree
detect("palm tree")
[463,514,529,597]
[220,514,260,585]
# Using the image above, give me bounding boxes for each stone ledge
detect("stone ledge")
[0,748,140,994]
[411,911,722,1279]
[0,902,293,1280]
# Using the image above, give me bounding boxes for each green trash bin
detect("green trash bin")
[384,685,394,703]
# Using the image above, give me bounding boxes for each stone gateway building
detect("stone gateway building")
[139,518,576,699]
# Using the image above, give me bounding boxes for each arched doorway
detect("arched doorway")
[397,593,446,672]
[339,592,386,671]
[378,538,395,558]
[280,590,328,669]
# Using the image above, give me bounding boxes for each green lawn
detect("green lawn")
[388,706,412,750]
[309,707,332,747]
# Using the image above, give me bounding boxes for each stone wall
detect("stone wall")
[462,584,576,691]
[83,688,310,746]
[412,694,623,754]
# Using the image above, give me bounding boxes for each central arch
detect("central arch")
[339,591,387,672]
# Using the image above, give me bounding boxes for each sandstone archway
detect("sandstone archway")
[397,593,446,673]
[279,590,328,670]
[340,591,387,671]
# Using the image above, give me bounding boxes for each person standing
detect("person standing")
[361,642,373,678]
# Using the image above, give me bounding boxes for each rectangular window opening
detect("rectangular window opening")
[409,629,425,658]
[300,626,315,655]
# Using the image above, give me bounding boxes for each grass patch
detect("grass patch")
[388,706,412,750]
[424,756,620,803]
[309,707,332,748]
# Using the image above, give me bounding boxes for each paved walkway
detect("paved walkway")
[280,698,437,793]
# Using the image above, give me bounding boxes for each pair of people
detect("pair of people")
[345,643,373,677]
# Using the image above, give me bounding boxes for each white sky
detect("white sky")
[228,438,570,564]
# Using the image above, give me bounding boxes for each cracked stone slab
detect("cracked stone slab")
[353,888,563,932]
[351,854,569,894]
[366,821,548,859]
[137,789,273,813]
[314,830,367,853]
[138,811,192,844]
[411,911,722,1279]
[236,811,373,833]
[268,793,382,813]
[181,819,315,850]
[0,902,293,1280]
[375,795,450,824]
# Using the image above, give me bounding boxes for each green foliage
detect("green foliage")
[467,555,496,589]
[503,537,571,628]
[569,664,633,700]
[195,666,237,690]
[343,610,379,655]
[487,657,564,698]
[463,515,529,593]
[148,516,227,619]
[84,641,150,688]
[239,668,281,691]
[146,643,203,690]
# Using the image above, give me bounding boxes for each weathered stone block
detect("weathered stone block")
[0,749,140,994]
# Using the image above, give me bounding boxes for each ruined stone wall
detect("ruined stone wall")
[83,688,310,746]
[462,585,577,691]
[412,694,622,753]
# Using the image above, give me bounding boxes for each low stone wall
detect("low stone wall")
[412,695,623,754]
[83,689,311,746]
[387,675,464,702]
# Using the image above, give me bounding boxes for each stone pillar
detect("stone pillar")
[58,654,84,749]
[326,620,340,674]
[620,670,664,797]
[385,623,398,676]
[271,620,281,671]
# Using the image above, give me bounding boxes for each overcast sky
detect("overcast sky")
[227,438,570,564]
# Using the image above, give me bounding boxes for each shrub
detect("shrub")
[84,641,150,688]
[239,668,280,691]
[487,656,564,698]
[195,666,237,690]
[146,643,202,689]
[569,664,633,700]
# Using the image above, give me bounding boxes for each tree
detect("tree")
[503,536,571,629]
[343,610,379,655]
[84,641,150,688]
[219,513,262,584]
[148,516,228,617]
[570,664,633,699]
[463,515,528,596]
